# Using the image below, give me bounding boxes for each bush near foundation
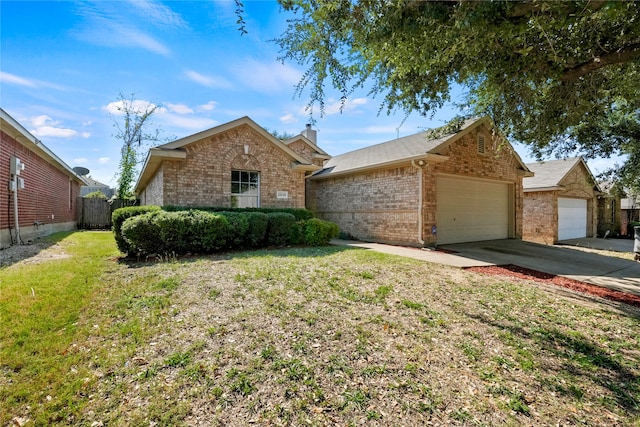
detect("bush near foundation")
[163,206,313,221]
[121,210,230,256]
[112,205,161,253]
[303,218,340,246]
[116,207,339,257]
[266,212,298,247]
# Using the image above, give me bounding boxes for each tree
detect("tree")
[109,93,164,199]
[273,0,640,184]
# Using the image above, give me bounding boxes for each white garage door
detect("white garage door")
[436,177,510,244]
[558,198,587,240]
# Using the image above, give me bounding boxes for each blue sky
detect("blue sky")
[1,1,618,186]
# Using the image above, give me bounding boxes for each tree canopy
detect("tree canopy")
[109,93,164,199]
[273,0,640,190]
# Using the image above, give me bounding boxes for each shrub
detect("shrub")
[112,205,161,253]
[121,211,164,255]
[245,212,269,248]
[218,212,250,249]
[121,210,231,256]
[304,218,340,246]
[163,206,314,221]
[266,212,297,247]
[83,190,107,199]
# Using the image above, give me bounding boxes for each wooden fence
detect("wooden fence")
[77,198,138,230]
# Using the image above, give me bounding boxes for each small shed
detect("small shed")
[523,157,600,244]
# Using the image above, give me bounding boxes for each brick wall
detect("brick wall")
[522,191,556,244]
[1,130,80,243]
[142,125,306,208]
[523,163,598,244]
[313,166,421,245]
[140,165,163,206]
[287,139,325,167]
[311,123,525,246]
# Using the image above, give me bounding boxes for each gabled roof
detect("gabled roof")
[311,117,530,179]
[0,108,86,185]
[523,157,601,192]
[283,135,331,160]
[135,116,320,193]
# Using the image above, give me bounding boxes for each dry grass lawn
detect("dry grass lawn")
[1,232,639,426]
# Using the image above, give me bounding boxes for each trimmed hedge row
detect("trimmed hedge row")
[112,205,162,253]
[162,205,313,221]
[113,206,339,257]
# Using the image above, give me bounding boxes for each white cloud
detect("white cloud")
[126,0,188,29]
[98,157,111,164]
[29,115,78,138]
[167,103,194,114]
[31,126,77,138]
[163,114,218,130]
[82,132,91,138]
[0,72,66,90]
[280,113,298,124]
[71,3,171,56]
[74,158,89,164]
[0,71,37,87]
[103,99,162,116]
[232,60,302,94]
[198,101,218,112]
[324,98,367,115]
[185,70,233,89]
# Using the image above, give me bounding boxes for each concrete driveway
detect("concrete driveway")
[332,238,640,297]
[440,239,640,297]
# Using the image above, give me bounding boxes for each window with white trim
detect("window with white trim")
[231,170,259,208]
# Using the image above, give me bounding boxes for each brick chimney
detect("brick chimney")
[301,124,317,145]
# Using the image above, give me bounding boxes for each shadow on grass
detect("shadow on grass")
[0,231,73,269]
[119,244,361,269]
[468,312,640,415]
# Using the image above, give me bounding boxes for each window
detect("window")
[611,200,616,223]
[231,170,259,208]
[477,134,486,154]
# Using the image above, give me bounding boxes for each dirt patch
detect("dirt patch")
[466,264,640,308]
[0,241,69,268]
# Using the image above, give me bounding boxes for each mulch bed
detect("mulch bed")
[466,264,640,308]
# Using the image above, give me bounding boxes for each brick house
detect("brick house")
[1,108,85,247]
[135,117,326,208]
[596,181,622,237]
[522,157,600,244]
[621,196,639,237]
[307,117,532,247]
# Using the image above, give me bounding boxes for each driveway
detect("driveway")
[332,238,640,297]
[440,239,640,297]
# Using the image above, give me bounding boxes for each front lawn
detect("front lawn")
[1,231,638,426]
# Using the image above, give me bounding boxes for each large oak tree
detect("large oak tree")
[270,0,639,190]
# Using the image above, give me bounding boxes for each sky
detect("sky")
[1,0,621,187]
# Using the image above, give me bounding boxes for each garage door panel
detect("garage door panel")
[437,177,509,244]
[558,198,587,240]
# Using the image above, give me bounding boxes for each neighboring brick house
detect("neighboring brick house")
[621,196,639,237]
[596,181,622,237]
[307,117,532,247]
[135,117,324,208]
[1,108,85,247]
[522,157,600,244]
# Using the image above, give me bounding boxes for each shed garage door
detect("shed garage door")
[436,177,510,244]
[558,198,587,240]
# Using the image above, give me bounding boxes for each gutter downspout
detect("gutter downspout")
[411,160,425,246]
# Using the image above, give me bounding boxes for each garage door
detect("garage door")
[436,177,510,244]
[558,198,587,240]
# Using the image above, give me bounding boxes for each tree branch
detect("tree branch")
[560,42,640,81]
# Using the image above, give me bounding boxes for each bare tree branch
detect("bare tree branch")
[560,42,640,81]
